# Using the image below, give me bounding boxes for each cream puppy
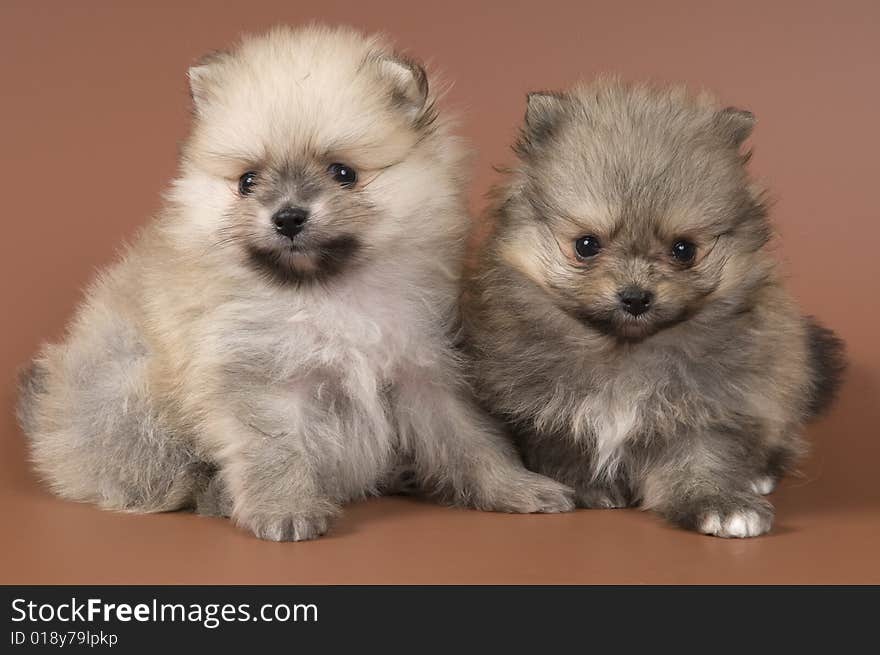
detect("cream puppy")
[18,26,573,541]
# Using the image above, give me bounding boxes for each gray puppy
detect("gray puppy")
[463,79,845,538]
[16,26,574,542]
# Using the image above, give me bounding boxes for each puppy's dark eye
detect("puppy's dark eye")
[328,163,357,188]
[574,235,602,260]
[671,239,697,264]
[238,171,258,196]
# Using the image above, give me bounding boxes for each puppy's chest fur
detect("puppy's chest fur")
[205,271,455,400]
[194,277,452,497]
[568,358,654,477]
[560,347,713,477]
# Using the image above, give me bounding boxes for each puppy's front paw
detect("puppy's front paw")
[489,472,576,514]
[676,494,773,538]
[236,511,334,542]
[698,508,772,538]
[576,484,631,509]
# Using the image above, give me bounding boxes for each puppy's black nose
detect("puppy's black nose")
[618,286,654,316]
[272,206,310,239]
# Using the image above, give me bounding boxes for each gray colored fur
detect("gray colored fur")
[463,79,845,538]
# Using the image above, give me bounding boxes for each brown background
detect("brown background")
[1,1,878,583]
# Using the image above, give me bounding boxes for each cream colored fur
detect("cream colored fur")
[18,25,573,542]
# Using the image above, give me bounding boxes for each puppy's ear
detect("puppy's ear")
[371,53,430,121]
[187,50,229,113]
[523,92,567,145]
[714,107,756,147]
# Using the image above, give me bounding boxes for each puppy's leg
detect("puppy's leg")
[393,377,574,513]
[21,326,206,514]
[572,482,631,509]
[194,471,233,517]
[751,443,803,495]
[208,412,340,542]
[515,430,632,509]
[642,430,773,538]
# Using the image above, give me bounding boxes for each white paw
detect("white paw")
[750,476,777,495]
[699,510,771,538]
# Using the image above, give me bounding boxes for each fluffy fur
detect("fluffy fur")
[463,79,846,538]
[17,25,573,542]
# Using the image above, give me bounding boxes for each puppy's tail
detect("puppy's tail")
[16,358,48,437]
[804,317,846,418]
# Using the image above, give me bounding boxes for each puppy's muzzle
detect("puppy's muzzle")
[272,206,310,240]
[618,286,654,317]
